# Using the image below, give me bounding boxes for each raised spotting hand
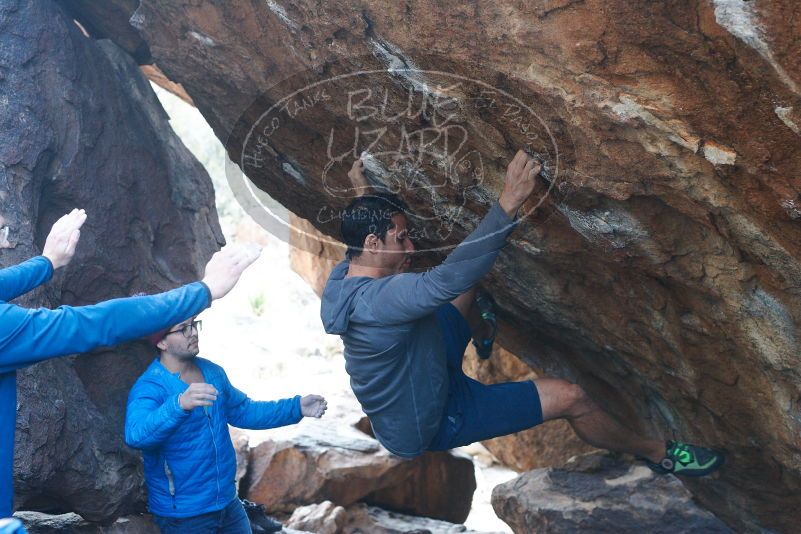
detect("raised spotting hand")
[42,208,87,269]
[201,244,262,301]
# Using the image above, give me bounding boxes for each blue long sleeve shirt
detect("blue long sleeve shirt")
[320,201,516,457]
[0,256,212,518]
[124,358,302,517]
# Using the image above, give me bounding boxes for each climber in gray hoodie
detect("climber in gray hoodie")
[321,150,724,477]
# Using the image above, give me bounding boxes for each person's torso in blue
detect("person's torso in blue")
[128,359,238,517]
[125,358,301,518]
[330,272,450,459]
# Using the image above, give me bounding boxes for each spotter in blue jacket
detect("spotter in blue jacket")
[125,357,302,518]
[0,256,212,518]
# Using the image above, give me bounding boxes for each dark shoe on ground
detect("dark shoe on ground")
[643,440,725,477]
[471,291,497,360]
[241,499,283,533]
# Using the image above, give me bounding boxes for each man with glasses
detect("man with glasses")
[0,208,261,523]
[125,315,327,534]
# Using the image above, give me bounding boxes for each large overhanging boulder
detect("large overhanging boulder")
[56,0,801,531]
[0,0,222,520]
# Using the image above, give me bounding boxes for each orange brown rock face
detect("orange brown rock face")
[67,1,801,530]
[243,423,476,523]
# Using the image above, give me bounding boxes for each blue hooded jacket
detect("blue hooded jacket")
[125,358,302,518]
[320,201,516,457]
[0,256,212,518]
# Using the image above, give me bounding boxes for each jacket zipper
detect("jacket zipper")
[163,459,176,510]
[204,406,221,506]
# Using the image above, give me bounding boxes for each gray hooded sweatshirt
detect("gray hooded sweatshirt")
[321,202,516,457]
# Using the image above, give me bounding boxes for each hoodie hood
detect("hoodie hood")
[321,261,372,334]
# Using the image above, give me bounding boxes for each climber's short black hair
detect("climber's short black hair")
[341,193,408,260]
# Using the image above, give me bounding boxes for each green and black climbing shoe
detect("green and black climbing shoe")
[472,291,497,360]
[644,440,725,477]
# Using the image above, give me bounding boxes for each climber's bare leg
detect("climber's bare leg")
[534,378,663,463]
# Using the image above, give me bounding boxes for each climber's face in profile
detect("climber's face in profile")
[342,192,413,277]
[369,212,414,275]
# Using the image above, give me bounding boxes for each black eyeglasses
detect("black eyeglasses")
[165,320,202,339]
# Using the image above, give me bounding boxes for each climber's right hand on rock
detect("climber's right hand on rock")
[201,244,261,300]
[348,157,370,194]
[499,149,543,218]
[179,383,218,411]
